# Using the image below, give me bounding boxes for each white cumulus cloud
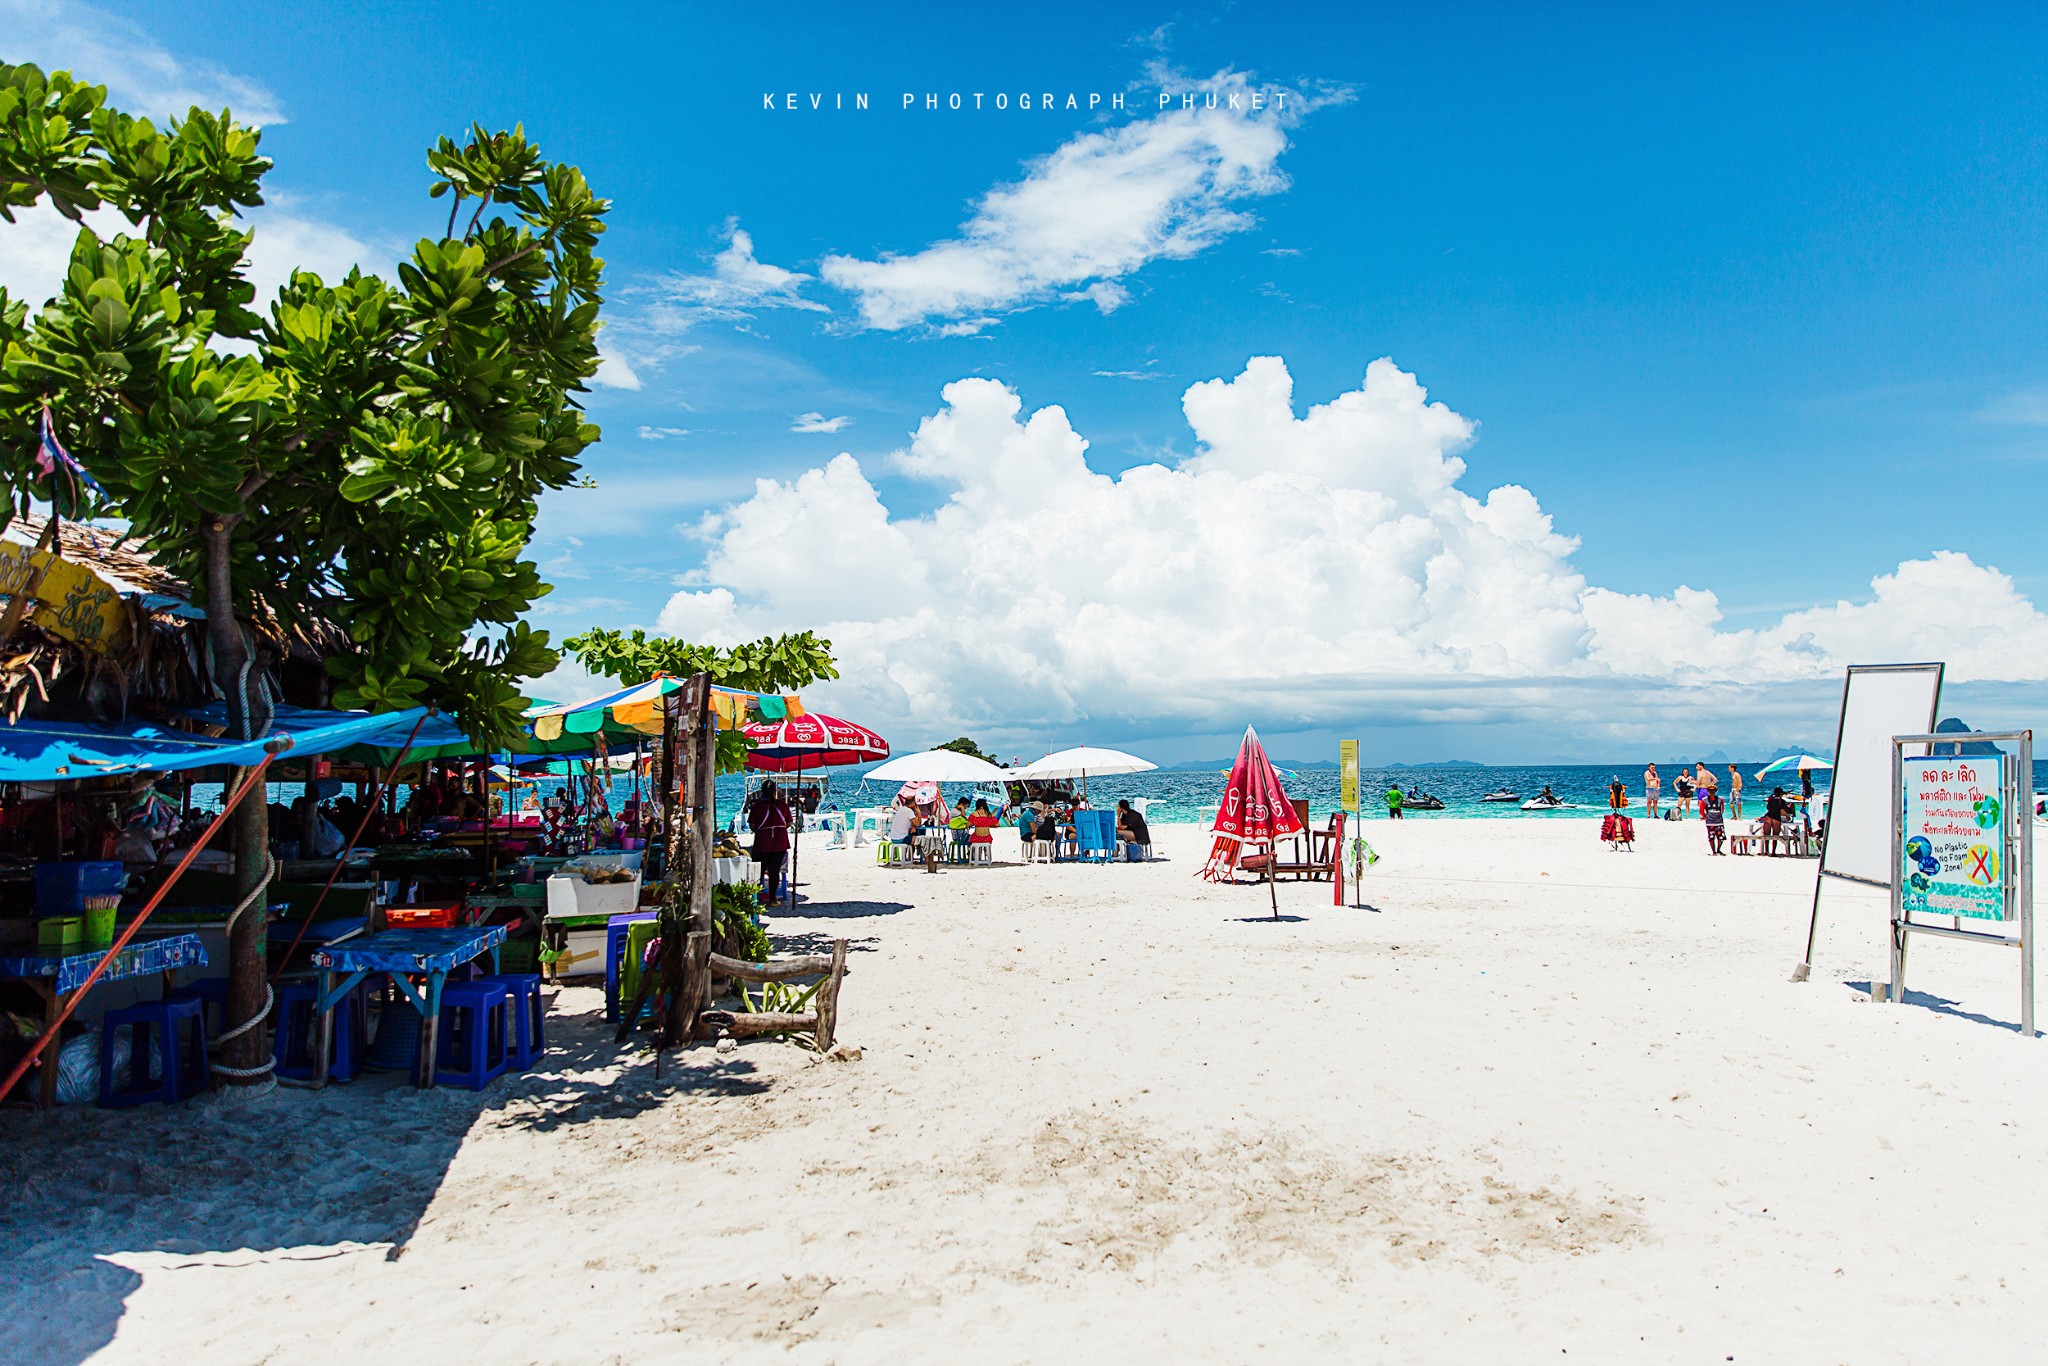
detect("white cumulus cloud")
[657,357,2048,748]
[1,0,287,125]
[791,412,851,433]
[818,70,1316,331]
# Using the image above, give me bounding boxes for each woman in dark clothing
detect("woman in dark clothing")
[748,781,794,905]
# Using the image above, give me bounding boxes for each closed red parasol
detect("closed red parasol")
[1200,726,1305,918]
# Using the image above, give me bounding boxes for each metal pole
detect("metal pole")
[1890,739,1905,1004]
[2019,733,2035,1035]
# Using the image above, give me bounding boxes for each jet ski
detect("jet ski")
[1402,788,1446,811]
[1479,789,1520,803]
[1520,794,1578,811]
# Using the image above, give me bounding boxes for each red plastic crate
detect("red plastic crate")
[385,903,461,929]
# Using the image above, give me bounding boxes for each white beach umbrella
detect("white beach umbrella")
[1008,746,1157,781]
[862,748,1011,783]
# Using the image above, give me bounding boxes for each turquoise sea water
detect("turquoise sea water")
[210,757,2048,832]
[708,763,1847,827]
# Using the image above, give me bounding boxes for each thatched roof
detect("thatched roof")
[0,515,353,724]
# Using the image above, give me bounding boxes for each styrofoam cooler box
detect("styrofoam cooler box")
[584,848,644,872]
[545,873,642,921]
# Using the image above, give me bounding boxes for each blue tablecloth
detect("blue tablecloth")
[312,925,506,975]
[0,933,209,994]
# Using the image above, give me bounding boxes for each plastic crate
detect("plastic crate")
[498,937,539,973]
[385,903,461,929]
[35,861,124,914]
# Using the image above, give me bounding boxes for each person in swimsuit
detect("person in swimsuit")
[1644,764,1661,818]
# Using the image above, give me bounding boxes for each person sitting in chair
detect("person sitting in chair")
[1115,799,1151,859]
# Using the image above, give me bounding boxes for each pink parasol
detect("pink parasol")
[1200,726,1305,918]
[897,780,946,822]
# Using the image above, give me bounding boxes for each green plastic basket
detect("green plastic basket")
[499,938,539,974]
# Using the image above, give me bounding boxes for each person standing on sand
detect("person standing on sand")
[1644,763,1661,817]
[1729,764,1744,817]
[1702,789,1726,855]
[747,780,793,905]
[1385,784,1404,820]
[1696,762,1717,818]
[1672,769,1692,818]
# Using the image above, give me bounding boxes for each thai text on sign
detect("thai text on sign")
[0,542,129,654]
[1901,755,2008,921]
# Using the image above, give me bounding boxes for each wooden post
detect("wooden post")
[655,681,697,1047]
[658,672,718,1047]
[815,938,847,1051]
[679,929,711,1042]
[685,676,717,1037]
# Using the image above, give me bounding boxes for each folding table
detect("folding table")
[309,925,506,1089]
[0,933,209,1107]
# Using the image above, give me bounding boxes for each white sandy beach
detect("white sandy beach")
[4,815,2046,1363]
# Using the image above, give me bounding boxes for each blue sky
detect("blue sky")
[8,2,2048,761]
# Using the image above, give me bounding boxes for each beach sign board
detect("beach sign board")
[1900,755,2009,924]
[1883,726,2034,1037]
[0,542,129,654]
[1340,740,1359,813]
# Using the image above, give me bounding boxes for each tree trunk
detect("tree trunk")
[204,517,271,1086]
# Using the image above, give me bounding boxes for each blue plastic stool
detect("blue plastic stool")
[273,980,368,1083]
[165,976,230,1040]
[604,911,659,1022]
[99,996,208,1107]
[364,989,421,1072]
[435,981,511,1090]
[483,973,545,1068]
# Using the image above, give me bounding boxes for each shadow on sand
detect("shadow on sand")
[1844,979,2026,1034]
[0,986,775,1365]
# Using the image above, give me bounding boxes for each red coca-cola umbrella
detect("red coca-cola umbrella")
[739,712,889,906]
[1200,726,1304,918]
[740,713,889,771]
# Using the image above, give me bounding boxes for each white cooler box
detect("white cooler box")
[545,873,643,921]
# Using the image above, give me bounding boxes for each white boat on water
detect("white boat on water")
[1520,797,1580,811]
[1480,789,1520,803]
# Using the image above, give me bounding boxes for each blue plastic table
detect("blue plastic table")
[0,933,209,1108]
[309,926,506,1089]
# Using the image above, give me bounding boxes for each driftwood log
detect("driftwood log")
[698,938,848,1050]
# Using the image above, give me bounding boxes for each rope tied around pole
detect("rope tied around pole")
[210,851,276,1080]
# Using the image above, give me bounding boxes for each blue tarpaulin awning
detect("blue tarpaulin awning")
[0,705,436,782]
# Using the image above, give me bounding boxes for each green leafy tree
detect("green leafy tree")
[0,63,604,746]
[936,736,997,763]
[0,62,610,1082]
[564,626,838,774]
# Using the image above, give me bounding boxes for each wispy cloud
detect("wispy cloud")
[1978,385,2048,427]
[648,220,830,332]
[636,425,690,441]
[817,69,1344,332]
[2,0,287,125]
[791,412,851,434]
[592,344,642,390]
[1094,367,1164,381]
